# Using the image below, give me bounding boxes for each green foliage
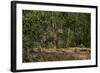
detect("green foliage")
[22,10,91,49]
[47,42,54,48]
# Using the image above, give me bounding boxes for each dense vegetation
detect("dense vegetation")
[22,10,91,62]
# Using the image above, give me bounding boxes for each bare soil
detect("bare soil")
[23,47,91,62]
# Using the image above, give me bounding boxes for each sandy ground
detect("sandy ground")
[23,47,91,62]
